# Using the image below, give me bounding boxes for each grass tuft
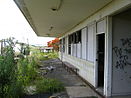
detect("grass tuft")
[35,78,65,94]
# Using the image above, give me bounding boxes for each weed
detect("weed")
[47,52,58,59]
[35,78,65,94]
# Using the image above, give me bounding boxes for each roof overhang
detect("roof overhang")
[14,0,112,37]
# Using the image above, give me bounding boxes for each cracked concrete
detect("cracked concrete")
[42,58,102,98]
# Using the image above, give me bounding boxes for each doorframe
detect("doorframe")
[103,16,112,97]
[94,18,106,89]
[94,17,113,97]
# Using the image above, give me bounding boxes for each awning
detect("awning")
[14,0,112,37]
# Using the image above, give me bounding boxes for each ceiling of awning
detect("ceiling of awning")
[14,0,112,37]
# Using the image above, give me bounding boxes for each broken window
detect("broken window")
[76,30,81,43]
[59,39,62,52]
[63,38,65,53]
[68,35,71,54]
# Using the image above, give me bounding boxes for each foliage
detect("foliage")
[0,38,21,97]
[47,38,59,51]
[17,56,38,86]
[30,49,58,62]
[7,80,24,98]
[47,52,58,59]
[35,52,48,61]
[0,38,62,97]
[0,38,34,97]
[36,52,58,61]
[35,78,64,93]
[17,42,30,59]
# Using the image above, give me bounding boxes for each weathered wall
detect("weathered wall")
[59,0,131,97]
[62,0,131,38]
[112,9,131,95]
[59,25,96,86]
[62,53,95,86]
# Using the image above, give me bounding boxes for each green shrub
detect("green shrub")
[47,52,58,59]
[7,80,24,98]
[36,78,64,93]
[17,57,38,86]
[31,50,58,61]
[0,38,61,97]
[37,53,48,61]
[0,38,23,97]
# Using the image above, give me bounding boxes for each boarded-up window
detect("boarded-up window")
[97,19,106,34]
[81,27,87,60]
[77,43,81,58]
[65,36,68,54]
[87,24,95,62]
[73,44,77,57]
[63,38,65,52]
[71,44,73,56]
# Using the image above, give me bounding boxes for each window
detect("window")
[63,38,65,52]
[59,39,62,52]
[60,39,62,45]
[76,30,81,43]
[71,34,74,43]
[68,30,82,55]
[73,33,77,44]
[68,35,71,54]
[59,38,65,53]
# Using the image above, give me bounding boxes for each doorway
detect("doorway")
[97,33,105,87]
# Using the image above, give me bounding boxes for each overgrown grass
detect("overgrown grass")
[17,56,38,86]
[17,50,63,95]
[46,52,58,59]
[0,38,24,97]
[31,50,58,61]
[0,39,62,97]
[35,78,65,94]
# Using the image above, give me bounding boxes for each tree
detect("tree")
[47,38,59,51]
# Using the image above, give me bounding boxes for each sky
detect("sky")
[0,0,54,46]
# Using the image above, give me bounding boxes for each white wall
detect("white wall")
[59,0,131,97]
[61,24,96,86]
[62,53,95,86]
[112,9,131,96]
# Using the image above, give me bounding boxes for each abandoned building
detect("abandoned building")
[14,0,131,97]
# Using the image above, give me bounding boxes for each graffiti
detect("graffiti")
[124,48,131,54]
[113,47,122,57]
[115,55,129,69]
[113,47,129,69]
[121,38,131,47]
[113,38,131,69]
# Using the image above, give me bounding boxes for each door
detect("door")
[97,33,105,87]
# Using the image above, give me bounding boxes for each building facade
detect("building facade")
[59,1,131,96]
[14,0,131,97]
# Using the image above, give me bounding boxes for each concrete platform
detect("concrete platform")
[42,58,102,98]
[66,86,101,98]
